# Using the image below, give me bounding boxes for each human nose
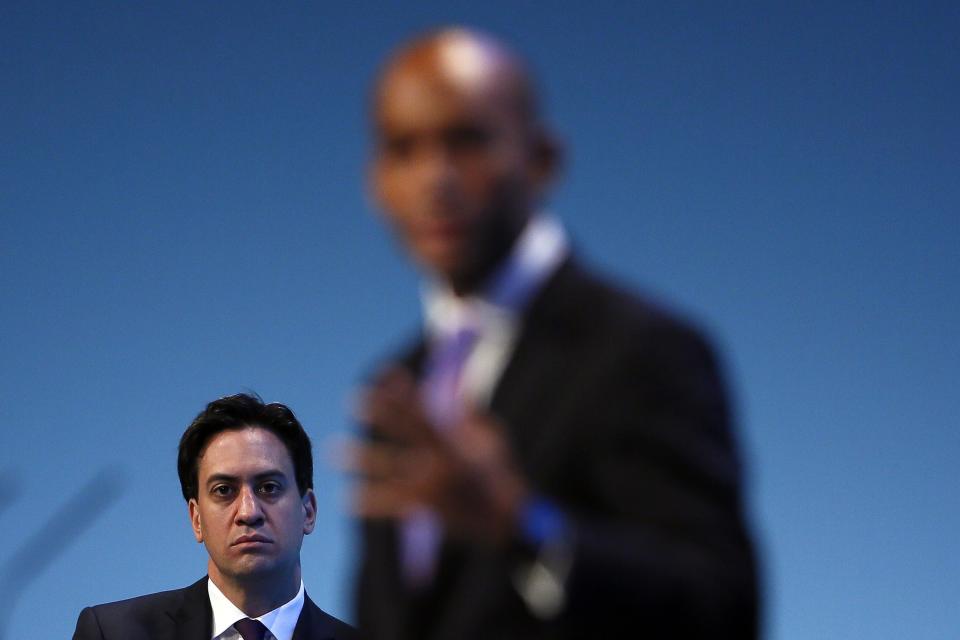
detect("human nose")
[416,144,457,199]
[235,485,265,526]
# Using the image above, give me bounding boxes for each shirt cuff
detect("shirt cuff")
[512,497,574,619]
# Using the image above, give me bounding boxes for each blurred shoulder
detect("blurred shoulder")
[73,578,206,639]
[536,257,720,354]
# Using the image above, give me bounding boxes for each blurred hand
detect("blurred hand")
[346,367,529,546]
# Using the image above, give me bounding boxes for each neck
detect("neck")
[448,209,530,297]
[448,268,496,297]
[208,560,301,618]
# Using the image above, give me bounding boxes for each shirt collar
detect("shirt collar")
[208,578,305,640]
[422,214,568,337]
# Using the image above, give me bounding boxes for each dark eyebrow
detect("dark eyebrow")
[204,470,288,487]
[205,473,239,487]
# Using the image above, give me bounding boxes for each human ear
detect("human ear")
[366,152,389,216]
[301,489,318,535]
[528,128,562,197]
[188,498,203,543]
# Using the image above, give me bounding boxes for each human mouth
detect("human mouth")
[421,219,469,246]
[232,534,272,546]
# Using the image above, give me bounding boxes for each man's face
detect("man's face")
[188,427,316,585]
[371,65,544,286]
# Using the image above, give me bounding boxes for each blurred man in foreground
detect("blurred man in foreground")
[350,27,759,639]
[74,393,355,640]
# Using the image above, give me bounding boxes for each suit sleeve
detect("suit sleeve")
[532,321,759,638]
[72,606,105,640]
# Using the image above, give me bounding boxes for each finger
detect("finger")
[351,366,416,425]
[460,406,506,433]
[338,438,443,490]
[376,365,418,395]
[340,441,401,480]
[339,439,428,481]
[450,409,508,458]
[364,387,419,438]
[351,481,420,520]
[362,381,437,444]
[367,365,419,404]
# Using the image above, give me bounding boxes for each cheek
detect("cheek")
[278,506,307,541]
[374,166,411,212]
[458,155,519,203]
[378,187,425,246]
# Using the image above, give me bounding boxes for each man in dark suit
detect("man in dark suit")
[73,393,355,640]
[349,28,760,639]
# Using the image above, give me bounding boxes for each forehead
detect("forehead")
[197,427,294,479]
[374,63,521,135]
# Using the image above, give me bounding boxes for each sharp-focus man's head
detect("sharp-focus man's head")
[178,394,317,584]
[369,28,561,293]
[178,393,314,502]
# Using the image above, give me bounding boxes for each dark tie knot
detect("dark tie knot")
[233,617,269,640]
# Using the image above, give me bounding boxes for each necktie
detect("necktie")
[423,324,480,427]
[401,323,480,586]
[233,617,269,640]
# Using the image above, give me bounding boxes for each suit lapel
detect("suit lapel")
[292,594,335,640]
[168,577,213,640]
[491,259,597,476]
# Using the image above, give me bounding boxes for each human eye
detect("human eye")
[382,134,414,160]
[210,484,234,498]
[258,481,283,496]
[445,125,491,153]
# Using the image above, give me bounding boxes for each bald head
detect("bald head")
[373,28,541,133]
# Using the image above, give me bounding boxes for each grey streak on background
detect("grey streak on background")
[0,467,126,640]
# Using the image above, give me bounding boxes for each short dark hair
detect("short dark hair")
[177,393,314,501]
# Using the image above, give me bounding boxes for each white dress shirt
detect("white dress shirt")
[208,578,305,640]
[421,214,568,407]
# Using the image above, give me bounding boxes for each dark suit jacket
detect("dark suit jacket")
[73,576,356,640]
[355,259,760,639]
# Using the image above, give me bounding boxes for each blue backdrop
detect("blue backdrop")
[1,2,957,638]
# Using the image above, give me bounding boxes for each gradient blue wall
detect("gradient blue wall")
[1,2,957,638]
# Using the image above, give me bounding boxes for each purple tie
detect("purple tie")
[401,323,480,586]
[233,617,269,640]
[423,325,480,427]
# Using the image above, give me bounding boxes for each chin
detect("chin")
[229,557,279,578]
[414,240,473,272]
[422,255,469,281]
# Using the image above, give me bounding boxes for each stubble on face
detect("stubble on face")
[189,427,315,606]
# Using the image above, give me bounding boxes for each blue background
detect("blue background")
[1,2,957,638]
